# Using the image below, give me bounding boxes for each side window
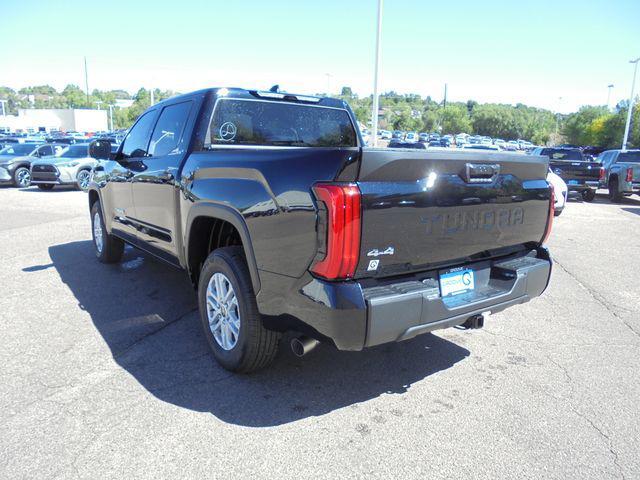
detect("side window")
[121,111,157,159]
[148,102,192,157]
[37,145,53,156]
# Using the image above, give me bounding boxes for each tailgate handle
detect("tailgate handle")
[463,163,500,183]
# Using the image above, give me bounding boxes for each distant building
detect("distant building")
[0,108,108,133]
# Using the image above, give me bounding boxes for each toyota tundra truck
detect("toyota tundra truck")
[87,87,554,373]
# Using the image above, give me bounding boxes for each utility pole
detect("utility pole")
[84,56,89,104]
[370,0,383,147]
[108,104,114,131]
[0,99,6,116]
[622,57,640,151]
[606,84,614,110]
[150,88,155,106]
[443,83,447,109]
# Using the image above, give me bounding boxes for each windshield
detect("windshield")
[542,149,583,161]
[57,145,88,158]
[0,144,36,156]
[618,151,640,163]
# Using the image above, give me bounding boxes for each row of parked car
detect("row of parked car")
[369,130,535,151]
[0,130,125,191]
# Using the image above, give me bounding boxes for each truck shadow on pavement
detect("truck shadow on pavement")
[43,240,470,427]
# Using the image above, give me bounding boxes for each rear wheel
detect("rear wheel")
[13,167,31,188]
[76,169,91,192]
[608,178,623,203]
[90,201,124,263]
[581,189,596,202]
[37,184,54,191]
[198,246,279,373]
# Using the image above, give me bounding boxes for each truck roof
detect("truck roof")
[153,87,349,110]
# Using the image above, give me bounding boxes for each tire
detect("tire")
[76,169,91,192]
[581,189,596,202]
[90,201,124,263]
[37,184,54,191]
[608,178,623,203]
[13,166,31,188]
[198,246,279,373]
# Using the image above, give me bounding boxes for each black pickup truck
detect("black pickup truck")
[531,147,600,201]
[87,87,554,372]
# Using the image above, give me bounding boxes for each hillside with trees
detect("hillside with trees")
[0,84,637,148]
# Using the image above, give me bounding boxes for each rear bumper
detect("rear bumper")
[262,248,552,351]
[565,180,598,191]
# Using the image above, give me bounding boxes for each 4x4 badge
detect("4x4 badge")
[367,246,394,257]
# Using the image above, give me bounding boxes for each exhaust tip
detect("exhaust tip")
[290,336,320,357]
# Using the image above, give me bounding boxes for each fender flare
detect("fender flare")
[185,202,261,293]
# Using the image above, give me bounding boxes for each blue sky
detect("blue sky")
[1,0,639,112]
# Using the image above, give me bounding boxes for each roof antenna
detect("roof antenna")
[269,84,280,93]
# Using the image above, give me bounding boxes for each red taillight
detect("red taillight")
[311,183,361,280]
[626,167,633,183]
[599,167,605,182]
[541,185,555,244]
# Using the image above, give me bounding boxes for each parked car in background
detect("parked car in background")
[0,143,62,188]
[494,139,506,149]
[378,130,392,140]
[392,130,404,140]
[419,132,429,142]
[505,140,519,151]
[388,140,427,149]
[30,144,97,191]
[547,169,568,216]
[405,132,418,143]
[598,149,640,202]
[531,147,599,202]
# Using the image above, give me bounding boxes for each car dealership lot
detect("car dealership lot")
[1,186,639,479]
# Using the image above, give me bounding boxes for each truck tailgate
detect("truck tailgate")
[355,149,551,278]
[550,160,600,183]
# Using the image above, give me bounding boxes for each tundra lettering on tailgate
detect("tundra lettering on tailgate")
[420,207,525,235]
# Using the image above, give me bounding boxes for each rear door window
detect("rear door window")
[148,101,192,157]
[618,151,640,163]
[205,99,357,148]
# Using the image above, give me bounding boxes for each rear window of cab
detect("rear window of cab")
[205,98,357,148]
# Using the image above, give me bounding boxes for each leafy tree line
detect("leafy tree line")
[0,85,176,129]
[1,84,637,147]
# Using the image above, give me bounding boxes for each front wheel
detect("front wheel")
[581,189,596,202]
[90,201,124,263]
[13,167,31,188]
[76,169,91,192]
[198,246,280,373]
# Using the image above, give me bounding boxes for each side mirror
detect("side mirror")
[89,139,112,160]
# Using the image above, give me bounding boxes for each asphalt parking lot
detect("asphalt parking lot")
[1,185,639,480]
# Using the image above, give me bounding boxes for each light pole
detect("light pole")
[95,101,103,110]
[555,97,563,137]
[0,99,6,116]
[150,88,155,106]
[622,57,640,151]
[370,0,383,147]
[325,73,333,96]
[606,84,614,110]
